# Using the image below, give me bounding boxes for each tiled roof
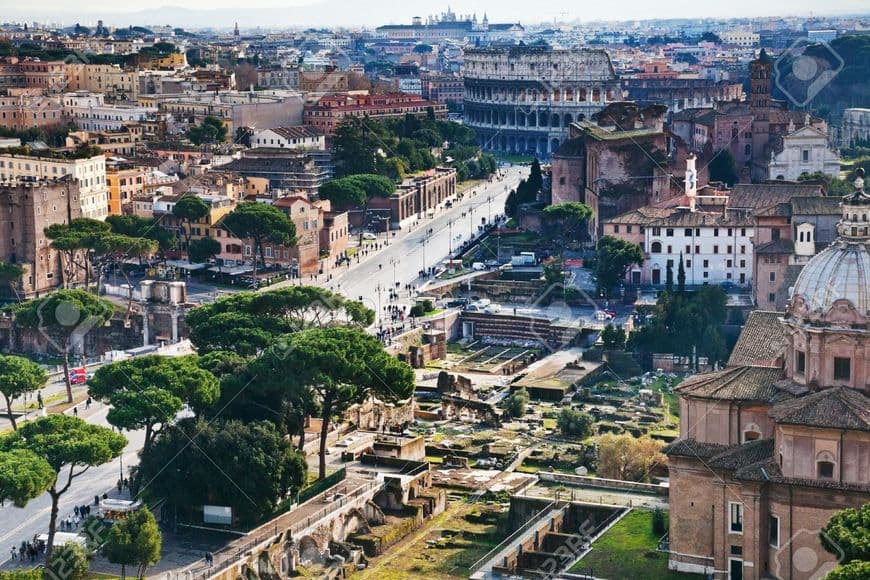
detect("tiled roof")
[729,183,825,210]
[662,438,730,459]
[754,202,793,217]
[676,365,787,402]
[267,126,322,140]
[790,196,842,216]
[769,387,870,431]
[708,438,774,470]
[606,206,674,225]
[727,311,786,367]
[755,239,795,255]
[735,457,870,492]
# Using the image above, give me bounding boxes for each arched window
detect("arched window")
[651,241,662,253]
[816,451,835,479]
[742,423,761,442]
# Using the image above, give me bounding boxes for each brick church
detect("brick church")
[664,170,870,579]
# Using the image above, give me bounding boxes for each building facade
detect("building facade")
[840,108,870,147]
[303,93,447,136]
[768,122,840,181]
[664,173,870,580]
[0,177,82,298]
[0,151,108,220]
[251,126,325,150]
[462,46,622,158]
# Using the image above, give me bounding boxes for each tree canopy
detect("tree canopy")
[187,116,228,145]
[88,355,219,452]
[12,289,115,402]
[137,418,306,525]
[594,236,644,297]
[0,415,126,559]
[557,407,594,438]
[104,507,162,579]
[185,286,374,356]
[0,354,48,430]
[318,174,396,210]
[254,326,414,478]
[221,202,297,285]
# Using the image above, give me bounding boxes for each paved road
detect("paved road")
[327,166,527,325]
[0,403,145,570]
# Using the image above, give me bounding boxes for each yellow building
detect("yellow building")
[106,159,146,215]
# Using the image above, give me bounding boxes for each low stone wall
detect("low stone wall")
[537,471,668,496]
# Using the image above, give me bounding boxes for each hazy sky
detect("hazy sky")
[8,0,870,28]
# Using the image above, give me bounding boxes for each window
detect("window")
[652,227,661,236]
[818,460,834,479]
[769,292,776,303]
[796,351,806,374]
[741,228,746,236]
[685,228,693,237]
[614,225,620,233]
[686,245,692,254]
[667,245,672,254]
[627,225,633,234]
[666,228,674,237]
[834,357,851,381]
[772,229,781,241]
[695,245,700,254]
[713,245,719,254]
[714,228,719,237]
[769,515,780,548]
[769,271,776,282]
[740,260,746,268]
[727,259,733,267]
[802,149,810,162]
[686,260,692,268]
[703,259,709,268]
[729,502,743,533]
[651,241,662,253]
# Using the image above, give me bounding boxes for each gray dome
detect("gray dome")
[790,239,870,318]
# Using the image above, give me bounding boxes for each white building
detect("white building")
[63,92,156,132]
[768,120,840,181]
[842,108,870,147]
[0,152,109,219]
[251,126,325,150]
[605,156,755,287]
[719,29,760,47]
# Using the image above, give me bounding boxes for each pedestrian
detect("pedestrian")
[74,505,79,517]
[10,546,16,560]
[37,391,43,409]
[86,396,92,409]
[73,406,78,417]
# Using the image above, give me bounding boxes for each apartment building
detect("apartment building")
[0,150,109,220]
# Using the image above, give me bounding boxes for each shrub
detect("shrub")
[652,508,667,536]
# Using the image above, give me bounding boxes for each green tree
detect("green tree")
[504,388,529,418]
[557,407,593,438]
[595,236,644,298]
[827,561,870,580]
[45,218,111,289]
[0,415,126,560]
[822,503,869,564]
[257,327,414,478]
[0,355,48,430]
[0,449,55,506]
[708,148,739,186]
[172,195,211,251]
[104,508,162,579]
[332,117,379,176]
[88,355,219,453]
[665,260,674,293]
[600,324,626,350]
[90,233,158,315]
[185,287,373,356]
[0,261,25,301]
[45,542,89,580]
[596,433,665,482]
[187,115,228,145]
[137,418,306,524]
[677,253,686,293]
[542,202,594,260]
[12,290,114,403]
[188,237,221,264]
[221,202,297,287]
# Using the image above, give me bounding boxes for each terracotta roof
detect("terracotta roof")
[662,438,730,459]
[727,311,786,367]
[708,438,774,470]
[676,365,787,402]
[729,183,825,211]
[769,387,870,431]
[755,239,795,255]
[606,206,674,225]
[790,196,842,216]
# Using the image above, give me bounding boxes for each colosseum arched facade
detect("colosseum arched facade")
[462,46,622,158]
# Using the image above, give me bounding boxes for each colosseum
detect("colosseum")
[463,45,623,158]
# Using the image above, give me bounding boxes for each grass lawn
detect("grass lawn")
[570,510,695,580]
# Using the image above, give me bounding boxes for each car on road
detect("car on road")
[361,232,377,240]
[595,311,614,321]
[604,309,618,318]
[446,298,468,308]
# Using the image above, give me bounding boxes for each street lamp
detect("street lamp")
[389,257,400,287]
[448,219,453,257]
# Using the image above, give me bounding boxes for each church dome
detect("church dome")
[789,170,870,322]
